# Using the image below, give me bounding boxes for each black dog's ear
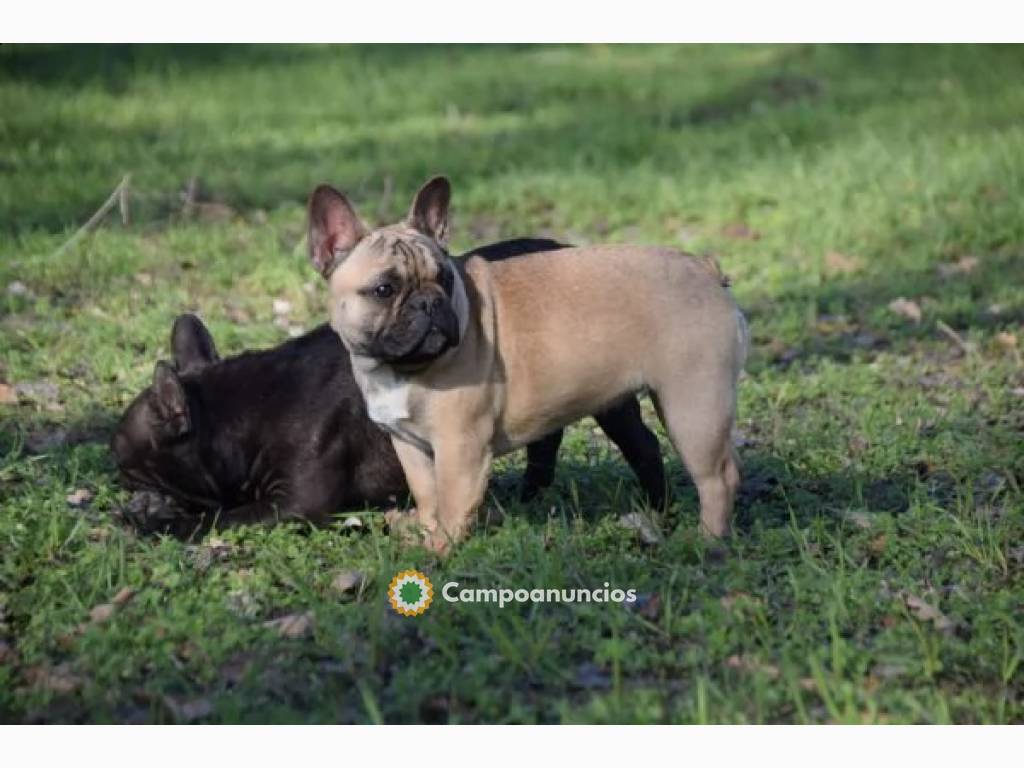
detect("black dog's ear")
[407,176,451,243]
[308,184,366,278]
[152,361,190,439]
[171,314,219,375]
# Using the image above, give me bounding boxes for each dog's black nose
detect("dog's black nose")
[411,291,447,316]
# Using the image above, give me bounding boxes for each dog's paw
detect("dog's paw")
[384,508,435,548]
[383,506,414,529]
[423,530,453,556]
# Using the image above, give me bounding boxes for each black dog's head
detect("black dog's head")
[110,314,221,509]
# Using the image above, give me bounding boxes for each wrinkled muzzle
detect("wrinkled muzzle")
[370,289,460,365]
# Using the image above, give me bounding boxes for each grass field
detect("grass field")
[1,44,1022,724]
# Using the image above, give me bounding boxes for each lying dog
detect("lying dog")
[111,239,666,532]
[308,177,747,552]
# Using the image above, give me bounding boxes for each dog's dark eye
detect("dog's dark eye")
[373,283,395,299]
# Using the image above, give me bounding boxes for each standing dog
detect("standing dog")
[111,238,665,532]
[308,177,747,553]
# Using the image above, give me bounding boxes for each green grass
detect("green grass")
[1,44,1023,723]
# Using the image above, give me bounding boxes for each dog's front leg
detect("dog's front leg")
[388,436,440,544]
[429,435,493,554]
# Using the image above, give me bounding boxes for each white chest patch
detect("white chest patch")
[362,369,411,429]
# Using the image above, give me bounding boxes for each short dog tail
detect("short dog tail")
[698,254,731,288]
[697,254,748,372]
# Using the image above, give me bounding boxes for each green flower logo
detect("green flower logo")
[388,569,433,616]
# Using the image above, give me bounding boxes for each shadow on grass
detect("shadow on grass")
[6,43,1002,234]
[0,44,325,90]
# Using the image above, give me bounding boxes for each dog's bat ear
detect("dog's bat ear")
[408,176,451,243]
[152,361,190,439]
[308,184,366,278]
[171,314,219,375]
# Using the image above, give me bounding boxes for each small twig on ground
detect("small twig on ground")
[377,175,394,222]
[118,176,131,225]
[51,174,131,258]
[936,319,974,355]
[181,176,199,219]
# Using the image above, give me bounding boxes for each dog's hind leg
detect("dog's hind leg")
[521,429,564,502]
[652,380,739,538]
[594,397,666,509]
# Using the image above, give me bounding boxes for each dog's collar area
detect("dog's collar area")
[450,261,470,344]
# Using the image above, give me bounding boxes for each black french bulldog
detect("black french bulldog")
[111,239,666,534]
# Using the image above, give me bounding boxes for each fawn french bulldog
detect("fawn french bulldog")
[111,239,666,533]
[308,176,747,553]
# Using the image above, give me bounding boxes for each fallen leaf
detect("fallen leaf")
[628,592,662,621]
[720,591,762,610]
[847,434,869,455]
[937,255,979,278]
[164,695,213,723]
[187,538,234,572]
[889,297,922,323]
[721,223,760,241]
[225,588,259,619]
[798,677,817,691]
[904,593,954,632]
[618,512,663,545]
[15,380,60,405]
[89,603,116,624]
[272,298,293,316]
[871,662,908,679]
[995,331,1017,350]
[725,654,780,679]
[868,534,888,556]
[341,516,363,530]
[844,511,873,529]
[816,314,855,335]
[225,303,252,324]
[824,250,863,276]
[112,587,136,607]
[28,663,83,694]
[66,488,94,507]
[134,272,153,287]
[0,383,16,405]
[330,570,364,595]
[7,280,31,297]
[57,625,85,649]
[263,611,314,639]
